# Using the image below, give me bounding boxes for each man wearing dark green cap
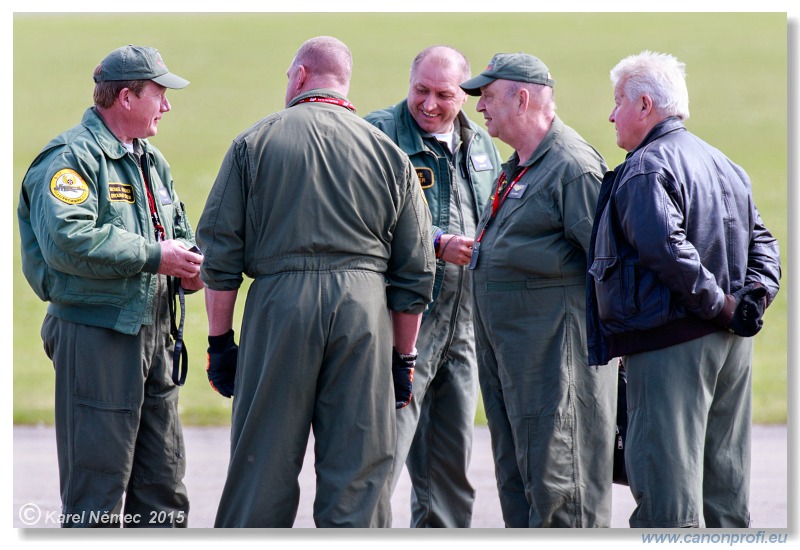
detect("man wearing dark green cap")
[461,52,616,527]
[18,44,200,527]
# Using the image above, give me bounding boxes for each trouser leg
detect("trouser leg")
[473,304,528,527]
[572,361,616,527]
[703,336,752,527]
[214,276,319,528]
[43,307,187,528]
[388,316,434,495]
[123,353,189,527]
[625,332,745,528]
[406,351,477,527]
[311,271,394,527]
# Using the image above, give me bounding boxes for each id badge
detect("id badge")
[507,182,527,199]
[468,241,481,270]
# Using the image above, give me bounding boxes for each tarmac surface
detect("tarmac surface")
[12,424,788,529]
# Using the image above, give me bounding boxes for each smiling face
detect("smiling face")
[407,54,468,135]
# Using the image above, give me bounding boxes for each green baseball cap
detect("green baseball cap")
[460,52,554,96]
[94,45,189,89]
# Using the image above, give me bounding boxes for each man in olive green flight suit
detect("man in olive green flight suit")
[17,45,202,527]
[365,45,501,528]
[461,53,616,527]
[197,36,434,528]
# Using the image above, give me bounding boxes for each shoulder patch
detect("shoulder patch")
[416,167,434,189]
[50,169,89,205]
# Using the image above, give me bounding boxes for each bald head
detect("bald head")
[410,45,471,83]
[285,36,352,104]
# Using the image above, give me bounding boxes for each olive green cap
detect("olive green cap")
[460,52,554,96]
[94,45,189,89]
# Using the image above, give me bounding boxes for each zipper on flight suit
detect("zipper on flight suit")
[440,143,468,360]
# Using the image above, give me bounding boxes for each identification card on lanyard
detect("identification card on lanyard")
[469,166,531,270]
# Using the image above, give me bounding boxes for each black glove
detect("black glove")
[727,283,768,337]
[207,329,238,398]
[392,348,416,409]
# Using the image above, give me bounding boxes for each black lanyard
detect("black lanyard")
[168,280,188,386]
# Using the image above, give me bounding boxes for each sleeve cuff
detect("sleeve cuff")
[142,243,162,274]
[712,294,736,327]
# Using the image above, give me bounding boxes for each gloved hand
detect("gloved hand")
[392,348,416,409]
[727,283,768,337]
[207,329,238,398]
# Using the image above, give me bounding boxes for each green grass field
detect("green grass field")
[12,12,788,425]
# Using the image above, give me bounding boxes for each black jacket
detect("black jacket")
[586,117,781,366]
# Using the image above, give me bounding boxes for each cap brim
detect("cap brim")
[459,74,496,96]
[152,72,190,89]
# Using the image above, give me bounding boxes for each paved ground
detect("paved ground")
[13,424,787,529]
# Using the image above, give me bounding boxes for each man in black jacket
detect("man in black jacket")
[586,50,781,528]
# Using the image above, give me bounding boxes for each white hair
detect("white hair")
[610,50,690,120]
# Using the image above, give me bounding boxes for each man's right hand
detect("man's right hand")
[392,348,416,409]
[207,329,238,398]
[727,283,768,337]
[157,240,203,279]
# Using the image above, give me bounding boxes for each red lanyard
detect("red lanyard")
[477,166,530,243]
[144,185,165,241]
[294,96,356,113]
[139,161,165,242]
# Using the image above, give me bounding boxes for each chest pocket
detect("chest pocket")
[498,177,559,232]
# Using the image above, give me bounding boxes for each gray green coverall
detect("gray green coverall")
[365,101,500,527]
[18,107,194,527]
[471,116,616,527]
[197,89,435,528]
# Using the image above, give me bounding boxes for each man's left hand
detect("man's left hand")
[727,283,768,337]
[392,348,416,409]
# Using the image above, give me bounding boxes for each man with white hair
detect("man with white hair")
[587,51,781,527]
[198,36,434,527]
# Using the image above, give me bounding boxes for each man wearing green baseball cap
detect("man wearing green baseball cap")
[462,52,617,527]
[93,44,190,89]
[18,44,200,527]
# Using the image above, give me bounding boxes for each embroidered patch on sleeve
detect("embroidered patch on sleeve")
[50,169,89,205]
[108,182,135,203]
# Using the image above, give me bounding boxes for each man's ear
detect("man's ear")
[639,94,654,120]
[517,87,530,115]
[118,87,132,110]
[293,65,307,93]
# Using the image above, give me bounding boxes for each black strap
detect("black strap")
[169,279,188,386]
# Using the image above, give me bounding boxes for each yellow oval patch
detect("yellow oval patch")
[50,169,89,205]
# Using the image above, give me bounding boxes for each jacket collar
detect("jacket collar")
[82,107,152,160]
[505,115,563,171]
[627,116,685,159]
